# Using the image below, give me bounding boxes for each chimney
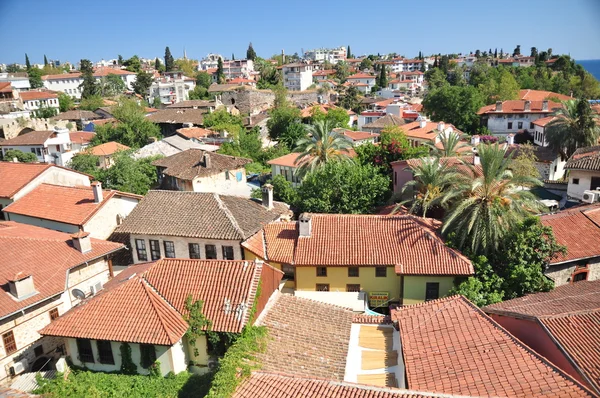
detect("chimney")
[12,157,18,163]
[542,100,549,111]
[524,100,531,111]
[72,231,92,253]
[204,153,211,168]
[471,135,480,145]
[261,183,273,209]
[506,134,515,145]
[282,49,285,65]
[8,272,36,300]
[419,119,427,129]
[473,154,481,166]
[495,101,503,112]
[298,213,312,237]
[437,122,445,132]
[91,181,103,203]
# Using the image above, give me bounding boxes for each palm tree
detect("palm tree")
[426,131,471,157]
[442,143,543,256]
[401,157,466,218]
[293,120,352,177]
[545,99,600,160]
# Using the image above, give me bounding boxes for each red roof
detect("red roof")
[347,73,375,80]
[41,68,134,81]
[0,221,123,319]
[19,90,58,101]
[541,208,600,264]
[69,131,95,144]
[401,121,464,142]
[88,141,130,156]
[0,162,53,199]
[477,100,562,115]
[243,214,473,275]
[176,127,218,140]
[532,115,558,127]
[41,258,277,344]
[0,82,12,93]
[342,130,379,141]
[393,295,594,397]
[3,184,140,226]
[312,69,336,77]
[267,151,357,168]
[519,89,572,102]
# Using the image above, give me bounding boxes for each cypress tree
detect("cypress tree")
[494,48,498,58]
[418,51,422,60]
[433,56,438,68]
[232,53,235,60]
[44,55,48,66]
[246,43,256,61]
[378,64,387,88]
[217,57,225,83]
[164,47,174,72]
[25,53,31,70]
[154,57,160,70]
[347,45,351,59]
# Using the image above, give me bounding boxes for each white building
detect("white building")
[222,59,254,79]
[148,72,196,105]
[282,63,314,91]
[0,72,30,91]
[18,90,59,112]
[41,68,137,99]
[198,53,223,71]
[390,58,427,73]
[564,146,600,201]
[345,73,376,93]
[304,46,347,64]
[477,100,562,136]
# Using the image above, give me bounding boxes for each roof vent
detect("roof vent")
[203,153,211,168]
[299,213,312,237]
[91,181,103,203]
[72,231,92,253]
[8,272,37,300]
[262,184,274,209]
[495,101,503,112]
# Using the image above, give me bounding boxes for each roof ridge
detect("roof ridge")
[140,278,184,345]
[241,261,261,326]
[214,193,245,239]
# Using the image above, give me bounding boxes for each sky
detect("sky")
[1,0,600,65]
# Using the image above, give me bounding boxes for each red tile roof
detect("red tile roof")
[266,151,357,168]
[565,145,600,171]
[0,130,55,146]
[69,131,95,144]
[243,214,473,275]
[41,72,82,81]
[312,69,336,77]
[0,162,53,199]
[176,127,219,140]
[519,89,572,102]
[393,295,594,397]
[88,141,130,156]
[19,90,58,101]
[0,82,12,93]
[342,130,380,141]
[0,221,123,319]
[41,258,274,343]
[347,73,375,80]
[3,184,140,226]
[41,68,134,81]
[233,372,436,398]
[533,115,558,127]
[401,121,463,142]
[477,100,562,115]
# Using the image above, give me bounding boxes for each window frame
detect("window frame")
[34,345,44,357]
[425,282,440,301]
[76,338,94,363]
[96,340,115,365]
[163,241,176,258]
[348,267,359,277]
[316,267,327,277]
[572,178,580,185]
[507,122,513,130]
[375,267,387,277]
[205,244,217,259]
[518,121,523,129]
[316,283,330,292]
[149,239,161,261]
[140,344,157,369]
[346,284,361,292]
[135,239,147,261]
[3,331,17,355]
[49,308,59,321]
[222,245,234,260]
[188,243,201,259]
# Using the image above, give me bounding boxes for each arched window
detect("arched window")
[571,265,589,283]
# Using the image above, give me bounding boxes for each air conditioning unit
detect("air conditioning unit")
[582,190,600,204]
[9,359,28,376]
[90,281,103,295]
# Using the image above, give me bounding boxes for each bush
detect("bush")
[479,135,498,144]
[3,149,38,163]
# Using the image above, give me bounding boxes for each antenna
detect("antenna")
[72,288,86,299]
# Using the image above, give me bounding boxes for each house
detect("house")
[361,113,406,133]
[564,146,600,200]
[53,110,101,130]
[18,91,59,113]
[146,109,206,137]
[281,63,314,92]
[400,120,465,147]
[540,205,600,285]
[335,128,380,146]
[0,161,91,212]
[0,127,84,167]
[484,280,600,395]
[0,221,123,384]
[41,68,137,99]
[87,141,130,169]
[390,58,427,73]
[131,135,210,160]
[68,131,95,153]
[148,72,196,105]
[242,213,474,309]
[531,115,557,147]
[152,149,252,195]
[114,189,289,264]
[477,99,562,136]
[0,72,30,91]
[304,46,346,64]
[519,89,572,102]
[165,99,217,112]
[2,182,141,239]
[312,69,336,81]
[222,59,255,80]
[198,54,223,71]
[40,258,283,376]
[346,73,376,93]
[508,143,566,181]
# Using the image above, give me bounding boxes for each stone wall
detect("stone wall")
[0,118,70,140]
[220,88,325,116]
[545,258,600,286]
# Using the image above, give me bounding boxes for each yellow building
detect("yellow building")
[243,213,473,309]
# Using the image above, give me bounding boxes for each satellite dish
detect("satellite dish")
[72,288,86,299]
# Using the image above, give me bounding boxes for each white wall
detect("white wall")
[84,196,140,240]
[4,213,80,234]
[271,165,301,187]
[22,98,60,111]
[486,113,545,135]
[12,166,91,202]
[567,170,600,200]
[190,167,248,193]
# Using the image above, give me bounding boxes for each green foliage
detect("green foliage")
[174,58,197,78]
[206,332,240,357]
[377,64,388,88]
[477,67,519,103]
[510,143,540,180]
[450,255,505,306]
[27,67,44,89]
[307,107,350,128]
[79,59,98,99]
[152,96,161,109]
[3,149,38,163]
[164,47,174,72]
[25,53,31,70]
[148,361,161,378]
[270,174,299,204]
[359,58,372,71]
[58,92,75,112]
[132,71,153,97]
[296,161,390,214]
[68,153,100,175]
[267,104,302,144]
[334,61,350,82]
[33,103,58,118]
[246,42,257,61]
[216,58,225,84]
[422,85,485,133]
[100,152,161,195]
[98,74,126,97]
[196,71,213,89]
[119,343,138,375]
[255,58,281,89]
[424,68,448,90]
[34,369,212,397]
[79,95,104,111]
[338,85,363,113]
[187,85,210,100]
[183,295,212,357]
[123,55,142,73]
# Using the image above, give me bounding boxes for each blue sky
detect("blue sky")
[1,0,599,65]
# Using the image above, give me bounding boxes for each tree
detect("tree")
[294,120,353,177]
[545,99,600,160]
[334,61,350,82]
[510,143,540,180]
[174,58,197,77]
[152,96,162,109]
[425,68,448,90]
[79,95,104,111]
[378,64,388,88]
[196,71,212,89]
[68,153,100,175]
[426,131,470,157]
[27,67,43,89]
[57,92,74,112]
[132,71,153,96]
[44,55,48,66]
[267,104,302,143]
[33,103,58,118]
[123,55,141,73]
[359,58,372,71]
[296,161,390,214]
[101,151,161,195]
[530,47,538,58]
[6,64,23,73]
[347,45,352,59]
[418,51,422,60]
[79,59,98,99]
[512,45,521,57]
[433,56,438,68]
[188,85,209,100]
[216,58,225,84]
[422,85,485,133]
[98,74,126,97]
[494,48,498,58]
[449,255,505,306]
[246,42,257,61]
[164,47,174,72]
[25,53,31,70]
[154,57,162,72]
[3,149,37,163]
[442,143,543,256]
[118,55,124,66]
[338,85,362,112]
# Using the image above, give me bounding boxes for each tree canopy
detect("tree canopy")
[79,59,98,99]
[164,47,174,72]
[422,85,485,133]
[246,43,257,61]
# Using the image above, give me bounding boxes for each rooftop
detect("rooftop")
[0,130,55,146]
[19,90,58,101]
[53,110,101,120]
[477,100,562,115]
[565,145,600,171]
[401,121,463,142]
[0,162,54,199]
[519,89,572,102]
[176,127,219,140]
[146,108,205,125]
[87,141,130,156]
[363,114,406,129]
[152,148,252,181]
[166,100,215,109]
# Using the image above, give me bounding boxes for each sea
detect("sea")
[577,59,600,82]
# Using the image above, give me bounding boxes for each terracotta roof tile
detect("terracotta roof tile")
[19,90,58,101]
[0,221,123,319]
[401,121,464,142]
[176,127,218,140]
[53,110,101,120]
[363,114,406,129]
[257,294,353,380]
[0,130,55,146]
[0,82,12,93]
[146,108,206,125]
[166,100,215,109]
[540,209,600,264]
[87,141,130,156]
[152,148,251,180]
[477,100,562,115]
[0,162,53,199]
[347,73,375,79]
[565,146,600,171]
[267,152,309,168]
[69,131,95,144]
[519,89,572,102]
[340,129,380,141]
[393,296,593,397]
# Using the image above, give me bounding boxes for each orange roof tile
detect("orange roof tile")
[0,221,123,319]
[0,162,53,199]
[477,100,562,115]
[312,69,336,77]
[0,130,55,146]
[340,129,379,141]
[541,209,600,264]
[69,131,95,144]
[88,141,130,156]
[393,295,594,397]
[519,89,572,102]
[347,73,375,80]
[19,90,58,101]
[176,127,218,140]
[532,115,558,127]
[0,82,12,93]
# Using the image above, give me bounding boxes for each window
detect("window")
[282,264,295,280]
[205,244,217,259]
[49,308,59,321]
[348,267,359,277]
[222,246,234,260]
[507,122,513,130]
[76,338,94,363]
[135,239,147,261]
[97,340,114,364]
[34,345,44,357]
[225,170,230,180]
[140,344,156,368]
[375,267,387,277]
[316,267,327,277]
[189,243,201,259]
[346,284,361,292]
[518,122,523,129]
[149,240,161,260]
[572,178,580,185]
[316,284,330,292]
[530,122,534,129]
[164,241,175,258]
[3,331,16,355]
[573,271,588,282]
[425,282,440,301]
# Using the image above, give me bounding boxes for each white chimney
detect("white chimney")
[473,154,481,166]
[298,213,312,237]
[91,181,103,203]
[542,100,549,111]
[507,134,515,145]
[262,183,274,209]
[495,101,503,112]
[12,157,18,163]
[524,100,531,111]
[437,122,445,132]
[8,272,36,300]
[204,153,212,168]
[72,231,92,253]
[471,135,480,145]
[419,119,427,128]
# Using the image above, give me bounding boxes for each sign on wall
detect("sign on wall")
[368,291,389,308]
